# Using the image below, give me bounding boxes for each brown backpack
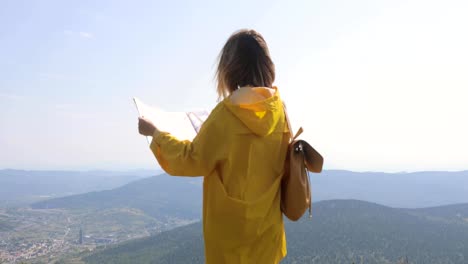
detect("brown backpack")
[281,104,324,221]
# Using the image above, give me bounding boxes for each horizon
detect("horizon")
[3,168,468,210]
[1,167,468,174]
[1,0,467,172]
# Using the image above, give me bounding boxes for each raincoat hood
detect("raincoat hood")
[223,86,283,137]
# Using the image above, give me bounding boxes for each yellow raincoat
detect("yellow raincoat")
[150,86,289,264]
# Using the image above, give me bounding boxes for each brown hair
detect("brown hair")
[216,29,275,99]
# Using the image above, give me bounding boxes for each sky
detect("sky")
[0,0,467,172]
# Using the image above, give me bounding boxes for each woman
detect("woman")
[138,29,290,264]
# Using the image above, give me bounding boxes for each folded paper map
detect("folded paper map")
[133,97,209,143]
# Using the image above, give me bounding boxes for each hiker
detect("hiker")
[139,29,289,264]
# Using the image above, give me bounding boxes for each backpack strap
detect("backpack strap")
[282,101,303,141]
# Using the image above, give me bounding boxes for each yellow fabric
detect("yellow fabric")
[150,86,290,264]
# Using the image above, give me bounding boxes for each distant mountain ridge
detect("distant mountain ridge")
[32,174,203,219]
[312,170,468,207]
[82,199,468,264]
[0,169,158,206]
[31,170,468,216]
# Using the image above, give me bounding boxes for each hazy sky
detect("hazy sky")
[1,0,467,172]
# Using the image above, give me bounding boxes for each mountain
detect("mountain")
[32,174,203,219]
[17,170,468,263]
[312,170,468,208]
[0,169,158,206]
[31,170,468,217]
[82,200,468,264]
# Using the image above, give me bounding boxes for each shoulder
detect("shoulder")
[197,101,230,133]
[205,101,229,122]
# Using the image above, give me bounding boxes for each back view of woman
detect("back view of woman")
[138,29,290,264]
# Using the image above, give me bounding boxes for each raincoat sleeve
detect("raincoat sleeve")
[149,108,222,176]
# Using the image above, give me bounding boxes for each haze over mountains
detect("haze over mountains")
[0,169,159,206]
[31,170,468,216]
[314,170,468,208]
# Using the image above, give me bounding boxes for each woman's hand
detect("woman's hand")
[138,117,159,136]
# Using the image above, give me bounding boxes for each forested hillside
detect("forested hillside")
[32,174,203,219]
[82,200,468,264]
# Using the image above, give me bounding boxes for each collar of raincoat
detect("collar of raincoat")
[223,86,282,137]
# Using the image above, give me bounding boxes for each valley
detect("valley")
[0,207,194,263]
